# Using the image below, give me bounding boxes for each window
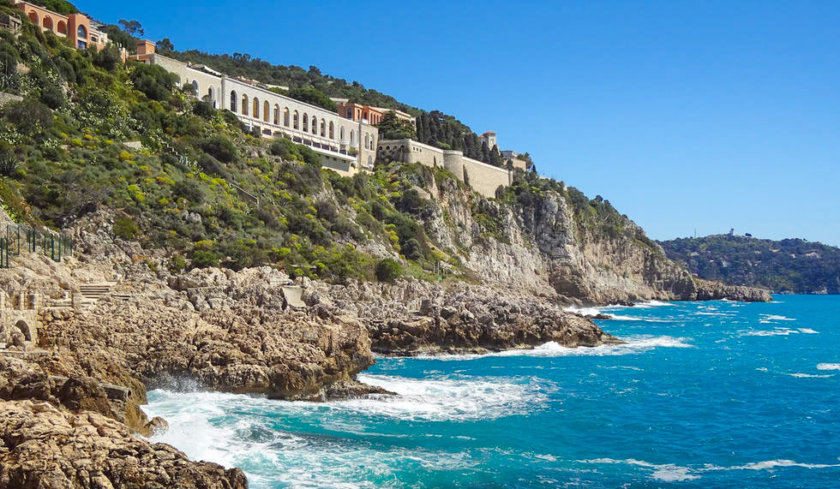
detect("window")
[264,101,270,123]
[293,111,299,130]
[230,91,237,111]
[284,107,290,127]
[329,121,334,139]
[242,94,248,115]
[77,25,87,39]
[302,113,308,132]
[346,108,352,118]
[253,97,259,119]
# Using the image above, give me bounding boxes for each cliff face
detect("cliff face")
[408,171,770,304]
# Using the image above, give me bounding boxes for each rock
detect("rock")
[0,400,248,489]
[144,416,169,436]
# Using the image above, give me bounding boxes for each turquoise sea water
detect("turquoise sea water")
[145,296,840,488]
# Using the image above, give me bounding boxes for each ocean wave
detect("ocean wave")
[759,314,796,324]
[579,458,698,482]
[342,374,551,421]
[741,327,818,337]
[788,373,834,378]
[580,456,840,482]
[411,336,692,362]
[633,300,675,308]
[817,363,840,371]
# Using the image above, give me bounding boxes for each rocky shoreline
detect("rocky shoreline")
[0,223,771,488]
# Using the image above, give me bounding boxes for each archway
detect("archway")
[293,110,299,129]
[311,116,318,135]
[284,107,290,126]
[329,121,334,139]
[57,20,67,35]
[273,104,279,125]
[14,320,31,342]
[77,25,87,39]
[263,101,270,122]
[230,91,237,112]
[192,80,199,96]
[252,97,260,119]
[43,16,53,30]
[302,113,308,132]
[241,94,249,115]
[350,129,356,146]
[27,11,38,25]
[320,120,326,137]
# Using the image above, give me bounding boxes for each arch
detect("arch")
[241,94,249,115]
[320,120,326,137]
[350,129,356,146]
[340,127,345,142]
[263,101,270,122]
[364,133,370,150]
[14,320,31,342]
[329,121,335,139]
[311,116,318,135]
[27,11,38,25]
[43,16,53,30]
[230,91,237,112]
[77,24,87,39]
[293,110,299,129]
[57,20,67,35]
[302,113,308,132]
[191,80,199,95]
[272,104,279,125]
[283,107,290,127]
[252,97,260,119]
[208,87,215,107]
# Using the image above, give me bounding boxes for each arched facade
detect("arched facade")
[230,91,237,112]
[14,320,32,342]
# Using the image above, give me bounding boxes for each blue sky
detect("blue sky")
[82,1,840,245]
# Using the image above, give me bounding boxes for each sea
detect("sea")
[144,295,840,488]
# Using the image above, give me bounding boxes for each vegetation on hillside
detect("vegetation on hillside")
[0,1,655,289]
[660,235,840,294]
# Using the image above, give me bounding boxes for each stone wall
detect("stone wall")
[378,138,512,198]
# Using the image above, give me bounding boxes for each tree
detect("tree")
[157,38,174,52]
[375,258,402,282]
[376,111,416,140]
[118,19,144,37]
[3,99,52,135]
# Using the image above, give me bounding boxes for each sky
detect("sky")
[81,0,840,245]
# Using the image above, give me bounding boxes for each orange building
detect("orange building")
[14,1,109,51]
[337,102,385,125]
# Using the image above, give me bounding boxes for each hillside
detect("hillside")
[660,235,840,294]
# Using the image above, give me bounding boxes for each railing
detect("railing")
[0,223,74,268]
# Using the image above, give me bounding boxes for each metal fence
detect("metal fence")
[0,224,73,268]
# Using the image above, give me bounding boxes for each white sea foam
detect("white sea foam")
[741,327,818,337]
[581,456,840,482]
[788,373,834,378]
[580,458,698,482]
[817,363,840,371]
[633,300,675,308]
[412,336,692,362]
[341,374,550,421]
[562,305,603,317]
[759,314,796,323]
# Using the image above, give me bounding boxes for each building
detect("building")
[478,131,497,150]
[377,138,519,198]
[336,102,415,127]
[0,12,22,34]
[14,1,109,50]
[136,42,378,176]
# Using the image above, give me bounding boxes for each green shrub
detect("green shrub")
[191,249,220,268]
[113,216,139,240]
[375,258,402,283]
[168,255,187,274]
[192,101,215,119]
[199,136,237,163]
[130,63,177,101]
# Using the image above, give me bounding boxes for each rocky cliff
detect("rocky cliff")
[402,167,770,304]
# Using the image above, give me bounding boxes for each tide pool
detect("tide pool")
[145,295,840,488]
